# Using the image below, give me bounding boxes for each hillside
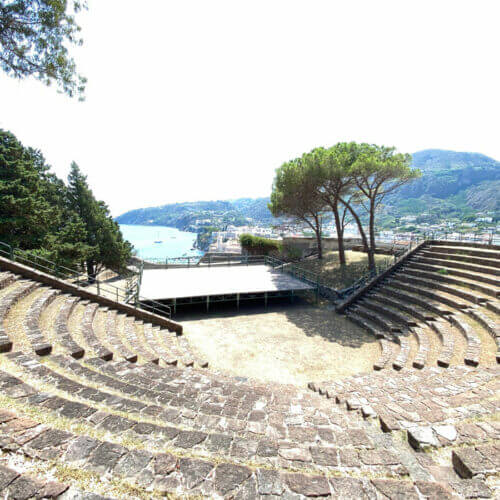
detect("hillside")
[393,149,500,200]
[116,197,275,231]
[116,149,500,229]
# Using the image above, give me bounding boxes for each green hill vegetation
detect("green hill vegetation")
[117,149,500,230]
[116,197,276,230]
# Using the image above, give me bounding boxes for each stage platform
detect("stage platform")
[139,265,315,313]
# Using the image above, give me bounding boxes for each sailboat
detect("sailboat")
[154,231,163,244]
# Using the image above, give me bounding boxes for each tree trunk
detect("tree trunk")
[367,198,377,274]
[331,203,346,266]
[369,197,376,253]
[315,227,323,259]
[86,259,96,283]
[339,198,376,272]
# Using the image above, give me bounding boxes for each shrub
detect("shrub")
[438,268,448,275]
[239,234,281,256]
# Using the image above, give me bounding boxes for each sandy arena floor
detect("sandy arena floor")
[180,304,380,386]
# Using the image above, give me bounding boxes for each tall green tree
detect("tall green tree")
[350,145,421,271]
[269,157,325,258]
[0,0,87,98]
[305,143,360,266]
[67,162,132,280]
[0,129,56,249]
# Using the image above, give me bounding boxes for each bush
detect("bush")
[438,268,449,275]
[239,234,281,256]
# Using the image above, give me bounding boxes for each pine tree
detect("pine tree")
[67,162,131,280]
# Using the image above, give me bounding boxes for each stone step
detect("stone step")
[0,271,16,290]
[390,275,473,310]
[55,295,85,359]
[354,302,404,333]
[373,287,437,322]
[430,240,500,250]
[0,280,40,353]
[105,310,137,363]
[410,326,429,369]
[381,284,447,318]
[0,405,454,499]
[346,313,394,370]
[420,249,500,270]
[467,307,500,363]
[426,244,500,261]
[122,315,159,364]
[428,318,456,368]
[151,326,196,368]
[24,287,59,355]
[142,322,179,366]
[366,294,419,327]
[405,262,500,298]
[447,313,481,367]
[398,269,489,305]
[81,303,113,360]
[0,463,69,499]
[452,444,499,479]
[485,300,500,316]
[412,256,500,284]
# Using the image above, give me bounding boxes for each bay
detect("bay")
[119,224,204,260]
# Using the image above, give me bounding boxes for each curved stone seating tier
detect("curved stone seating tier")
[54,295,85,359]
[105,310,138,362]
[345,242,500,372]
[345,312,394,370]
[404,264,500,299]
[0,405,464,500]
[0,271,15,291]
[420,249,500,270]
[417,252,500,277]
[428,318,456,367]
[122,315,159,364]
[0,461,69,499]
[81,302,113,360]
[23,287,59,355]
[308,365,499,432]
[142,322,179,366]
[0,280,40,353]
[426,244,500,258]
[411,258,500,287]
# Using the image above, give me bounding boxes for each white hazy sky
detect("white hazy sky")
[1,0,499,216]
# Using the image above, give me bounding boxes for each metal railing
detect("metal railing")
[334,235,427,301]
[0,241,171,318]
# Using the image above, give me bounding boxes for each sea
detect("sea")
[119,224,204,260]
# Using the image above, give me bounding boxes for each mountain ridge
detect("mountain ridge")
[116,149,500,229]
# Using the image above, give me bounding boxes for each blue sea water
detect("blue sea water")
[119,224,204,260]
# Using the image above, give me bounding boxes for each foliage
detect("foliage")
[0,0,87,98]
[269,156,325,258]
[239,233,281,256]
[116,197,277,230]
[67,163,132,279]
[0,129,131,278]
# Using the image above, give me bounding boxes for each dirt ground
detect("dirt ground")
[181,303,380,387]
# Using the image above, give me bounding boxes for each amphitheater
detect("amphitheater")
[0,240,498,499]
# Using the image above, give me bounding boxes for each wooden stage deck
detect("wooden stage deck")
[140,265,314,301]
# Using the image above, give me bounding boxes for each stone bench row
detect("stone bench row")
[308,366,499,434]
[3,353,367,462]
[0,463,68,499]
[0,378,427,493]
[0,279,40,353]
[1,405,482,499]
[0,272,206,370]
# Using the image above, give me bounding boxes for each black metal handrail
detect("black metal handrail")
[0,241,171,318]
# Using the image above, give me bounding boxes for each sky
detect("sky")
[1,0,499,216]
